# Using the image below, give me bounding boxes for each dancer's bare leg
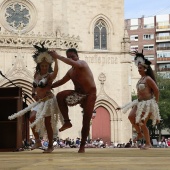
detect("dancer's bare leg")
[78,94,96,153]
[140,113,152,150]
[59,119,72,132]
[43,116,54,153]
[128,106,143,142]
[29,111,42,149]
[57,90,73,132]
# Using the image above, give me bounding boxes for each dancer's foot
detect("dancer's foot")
[43,146,54,153]
[31,141,42,150]
[78,146,85,153]
[133,132,143,143]
[59,121,72,132]
[140,144,152,150]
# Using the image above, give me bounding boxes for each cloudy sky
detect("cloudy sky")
[124,0,170,19]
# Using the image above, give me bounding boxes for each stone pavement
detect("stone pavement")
[0,148,170,170]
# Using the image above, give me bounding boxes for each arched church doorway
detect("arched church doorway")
[1,79,33,104]
[92,106,111,145]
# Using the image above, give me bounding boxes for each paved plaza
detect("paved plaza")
[0,148,170,170]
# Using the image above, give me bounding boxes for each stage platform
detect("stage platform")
[0,147,170,170]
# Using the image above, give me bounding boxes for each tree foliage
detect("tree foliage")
[156,74,170,129]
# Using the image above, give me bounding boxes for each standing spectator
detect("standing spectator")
[129,138,132,146]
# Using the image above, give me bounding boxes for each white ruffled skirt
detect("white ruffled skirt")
[8,96,62,136]
[120,98,161,126]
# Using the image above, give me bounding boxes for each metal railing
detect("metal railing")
[157,57,170,61]
[157,47,170,50]
[156,25,170,29]
[157,68,170,71]
[156,36,170,40]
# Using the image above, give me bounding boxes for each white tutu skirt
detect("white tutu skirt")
[120,98,161,126]
[8,96,62,136]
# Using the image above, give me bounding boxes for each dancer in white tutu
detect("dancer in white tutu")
[117,50,161,149]
[8,42,59,153]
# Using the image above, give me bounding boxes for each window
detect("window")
[130,25,139,30]
[0,0,37,34]
[94,20,107,50]
[130,45,138,51]
[157,52,170,58]
[157,43,170,50]
[143,34,154,40]
[158,64,170,71]
[130,35,138,41]
[157,22,169,29]
[143,24,154,28]
[143,44,154,50]
[145,55,154,60]
[130,19,139,30]
[158,32,170,36]
[5,3,30,29]
[143,17,154,29]
[156,32,170,40]
[157,43,170,47]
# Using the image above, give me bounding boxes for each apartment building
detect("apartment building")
[125,14,170,78]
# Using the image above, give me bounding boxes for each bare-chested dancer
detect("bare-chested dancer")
[117,51,160,149]
[49,48,96,153]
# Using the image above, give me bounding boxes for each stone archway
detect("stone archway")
[91,73,121,144]
[92,106,111,145]
[0,79,34,104]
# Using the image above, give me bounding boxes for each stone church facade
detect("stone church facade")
[0,0,133,144]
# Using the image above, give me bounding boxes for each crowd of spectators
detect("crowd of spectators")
[23,136,170,150]
[26,137,116,149]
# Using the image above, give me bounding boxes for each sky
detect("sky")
[124,0,170,19]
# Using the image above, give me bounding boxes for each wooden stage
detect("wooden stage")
[0,147,170,170]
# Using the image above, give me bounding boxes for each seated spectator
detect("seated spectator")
[76,137,80,147]
[59,139,66,148]
[129,138,132,146]
[109,142,115,148]
[92,139,99,147]
[105,141,109,148]
[43,140,49,148]
[53,139,58,148]
[125,142,131,148]
[70,139,76,148]
[99,138,105,148]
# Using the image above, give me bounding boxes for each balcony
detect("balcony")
[157,47,170,51]
[157,72,170,78]
[157,67,170,72]
[156,36,170,42]
[143,24,155,29]
[127,25,140,30]
[156,25,170,32]
[157,57,170,63]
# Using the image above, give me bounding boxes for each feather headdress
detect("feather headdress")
[131,50,151,68]
[32,42,53,64]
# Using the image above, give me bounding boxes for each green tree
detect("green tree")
[157,74,170,129]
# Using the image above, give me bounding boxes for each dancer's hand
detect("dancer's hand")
[48,50,59,59]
